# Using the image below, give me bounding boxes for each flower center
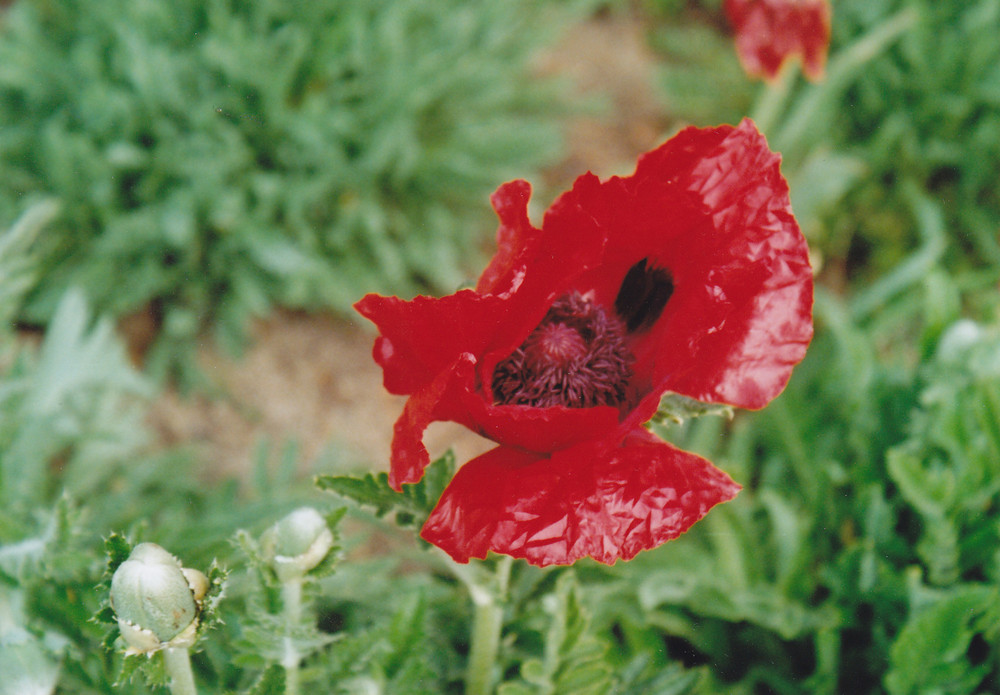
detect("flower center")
[492,292,633,409]
[523,323,588,372]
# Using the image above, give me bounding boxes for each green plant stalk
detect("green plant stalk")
[162,647,197,695]
[750,61,797,135]
[281,578,304,695]
[464,556,513,695]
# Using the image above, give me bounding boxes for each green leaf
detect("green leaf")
[315,451,455,530]
[504,572,613,695]
[0,288,151,510]
[234,610,339,667]
[316,472,403,520]
[0,0,577,372]
[0,636,63,695]
[245,664,285,695]
[103,533,133,579]
[116,650,170,689]
[885,585,1000,695]
[0,200,59,326]
[887,447,954,519]
[195,559,230,640]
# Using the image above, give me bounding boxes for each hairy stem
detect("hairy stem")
[281,578,304,695]
[162,647,197,695]
[465,556,513,695]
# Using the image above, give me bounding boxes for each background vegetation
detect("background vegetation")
[2,0,999,693]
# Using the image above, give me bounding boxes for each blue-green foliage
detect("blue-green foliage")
[0,0,569,370]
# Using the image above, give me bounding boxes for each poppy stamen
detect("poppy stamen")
[492,292,633,409]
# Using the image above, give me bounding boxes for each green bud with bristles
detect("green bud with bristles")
[110,543,207,655]
[260,507,335,582]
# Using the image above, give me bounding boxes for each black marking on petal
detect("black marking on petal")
[615,258,674,333]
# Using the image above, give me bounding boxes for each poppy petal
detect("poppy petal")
[556,120,812,410]
[421,428,740,566]
[354,291,503,396]
[388,353,477,489]
[640,119,813,408]
[476,180,538,296]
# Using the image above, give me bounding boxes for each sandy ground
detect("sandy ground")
[146,11,665,481]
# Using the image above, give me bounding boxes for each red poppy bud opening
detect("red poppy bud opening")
[725,0,832,82]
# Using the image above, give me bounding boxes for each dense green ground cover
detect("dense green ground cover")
[3,1,1000,693]
[0,0,574,381]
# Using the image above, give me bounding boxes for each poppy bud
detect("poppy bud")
[110,543,206,655]
[260,507,334,582]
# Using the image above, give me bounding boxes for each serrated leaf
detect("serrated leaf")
[324,506,349,532]
[0,200,58,326]
[196,560,229,638]
[316,472,404,518]
[116,651,168,689]
[305,538,343,583]
[93,605,117,626]
[103,533,133,578]
[235,528,274,583]
[887,447,954,519]
[316,452,455,530]
[615,659,704,695]
[235,610,340,665]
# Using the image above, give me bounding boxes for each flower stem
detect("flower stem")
[750,60,797,135]
[162,647,197,695]
[281,578,304,695]
[465,556,512,695]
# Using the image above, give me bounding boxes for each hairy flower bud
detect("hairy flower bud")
[110,543,207,655]
[260,507,334,582]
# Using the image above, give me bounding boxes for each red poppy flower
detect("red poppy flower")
[725,0,832,81]
[356,118,813,566]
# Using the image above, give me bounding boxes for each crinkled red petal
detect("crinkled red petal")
[387,353,476,490]
[557,119,813,410]
[725,0,832,81]
[353,291,504,396]
[476,180,538,296]
[421,428,741,567]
